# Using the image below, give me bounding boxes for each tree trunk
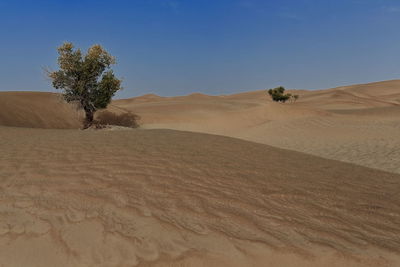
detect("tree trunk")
[83,109,94,129]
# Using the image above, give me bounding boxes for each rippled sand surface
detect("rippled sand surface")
[0,127,399,266]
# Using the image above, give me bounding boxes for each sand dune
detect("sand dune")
[0,92,82,128]
[1,80,400,266]
[110,80,400,174]
[0,127,399,266]
[1,81,399,172]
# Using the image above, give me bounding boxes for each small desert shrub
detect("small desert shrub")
[267,86,294,103]
[95,111,140,128]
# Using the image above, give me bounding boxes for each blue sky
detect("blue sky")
[1,0,400,98]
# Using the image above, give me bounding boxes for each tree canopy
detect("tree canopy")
[49,42,122,128]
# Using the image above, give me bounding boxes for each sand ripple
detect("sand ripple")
[0,127,399,266]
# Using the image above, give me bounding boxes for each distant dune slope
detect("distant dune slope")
[296,80,400,110]
[0,127,399,266]
[0,92,81,128]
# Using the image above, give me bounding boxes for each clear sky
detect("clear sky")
[1,0,400,98]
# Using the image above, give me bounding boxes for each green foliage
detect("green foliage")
[267,86,292,103]
[48,42,122,128]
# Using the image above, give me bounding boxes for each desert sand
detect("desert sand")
[112,80,400,174]
[0,80,400,266]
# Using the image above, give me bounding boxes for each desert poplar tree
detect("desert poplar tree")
[48,42,122,128]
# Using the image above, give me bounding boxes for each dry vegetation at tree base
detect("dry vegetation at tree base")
[0,80,400,266]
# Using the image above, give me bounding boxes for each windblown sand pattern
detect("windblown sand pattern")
[0,127,399,266]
